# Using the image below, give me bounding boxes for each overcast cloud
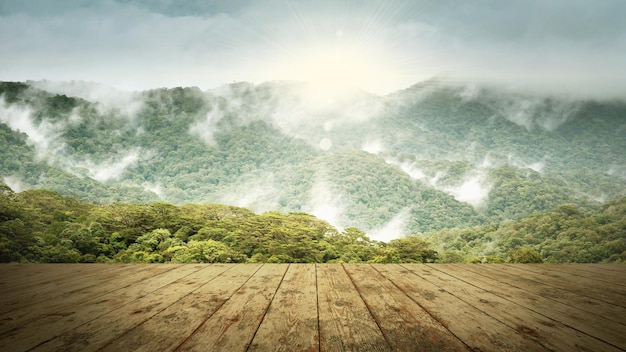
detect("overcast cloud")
[1,0,625,96]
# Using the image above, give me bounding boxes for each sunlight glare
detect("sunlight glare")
[272,41,394,96]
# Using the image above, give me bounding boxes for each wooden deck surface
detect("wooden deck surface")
[0,264,624,351]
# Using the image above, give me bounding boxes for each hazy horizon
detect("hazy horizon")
[2,0,626,98]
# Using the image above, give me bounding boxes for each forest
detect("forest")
[0,185,439,264]
[1,184,624,263]
[1,80,625,263]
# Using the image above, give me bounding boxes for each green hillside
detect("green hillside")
[1,79,625,261]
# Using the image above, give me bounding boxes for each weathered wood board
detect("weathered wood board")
[0,264,624,351]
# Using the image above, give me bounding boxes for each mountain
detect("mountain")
[1,79,625,243]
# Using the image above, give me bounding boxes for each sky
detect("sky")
[1,0,625,96]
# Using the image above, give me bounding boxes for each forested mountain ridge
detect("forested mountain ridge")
[1,79,625,245]
[1,186,624,263]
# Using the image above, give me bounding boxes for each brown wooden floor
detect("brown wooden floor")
[0,263,624,351]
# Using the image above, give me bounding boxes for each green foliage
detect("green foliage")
[0,185,444,263]
[424,196,626,263]
[1,81,625,264]
[509,247,543,263]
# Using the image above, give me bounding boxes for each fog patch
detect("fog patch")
[387,156,492,208]
[507,154,547,173]
[362,139,383,154]
[29,80,145,118]
[3,176,26,192]
[493,96,581,132]
[71,148,142,182]
[265,82,384,144]
[141,182,164,198]
[188,107,225,145]
[0,98,65,159]
[442,173,492,208]
[367,208,410,242]
[303,176,346,230]
[217,174,280,213]
[385,158,426,180]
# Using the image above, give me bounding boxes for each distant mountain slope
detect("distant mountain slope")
[1,80,625,239]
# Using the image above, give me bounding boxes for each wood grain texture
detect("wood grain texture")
[101,264,260,352]
[175,263,288,352]
[0,263,623,352]
[248,264,318,351]
[373,264,548,351]
[343,264,470,351]
[317,264,390,352]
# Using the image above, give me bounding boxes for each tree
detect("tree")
[509,247,543,263]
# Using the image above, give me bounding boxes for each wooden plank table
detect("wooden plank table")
[0,264,624,351]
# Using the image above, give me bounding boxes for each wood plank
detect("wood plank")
[423,264,624,351]
[0,264,623,352]
[248,264,319,351]
[99,264,262,352]
[539,264,626,286]
[373,264,548,351]
[403,264,621,352]
[30,264,225,352]
[0,264,176,336]
[0,264,197,352]
[516,264,626,294]
[0,264,80,283]
[175,263,288,351]
[0,264,141,315]
[343,264,470,352]
[466,263,626,326]
[0,264,113,298]
[317,264,390,352]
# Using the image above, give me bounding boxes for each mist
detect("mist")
[29,80,145,117]
[303,176,346,230]
[0,98,64,159]
[3,0,626,98]
[189,107,225,146]
[3,175,25,192]
[368,208,410,242]
[71,148,143,183]
[216,173,281,214]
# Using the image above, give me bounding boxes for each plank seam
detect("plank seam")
[172,264,265,351]
[341,264,393,350]
[95,264,235,351]
[412,264,555,351]
[471,264,626,326]
[315,263,321,352]
[502,264,626,296]
[428,264,626,352]
[24,264,195,351]
[244,264,290,351]
[458,264,626,326]
[378,264,474,352]
[0,264,138,316]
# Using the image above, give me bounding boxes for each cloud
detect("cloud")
[387,156,492,208]
[1,0,625,97]
[29,80,145,117]
[303,175,346,230]
[361,139,383,154]
[0,98,64,159]
[385,158,426,180]
[71,148,143,182]
[367,208,410,242]
[487,95,582,132]
[3,175,26,192]
[188,106,225,146]
[216,173,281,213]
[442,173,492,208]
